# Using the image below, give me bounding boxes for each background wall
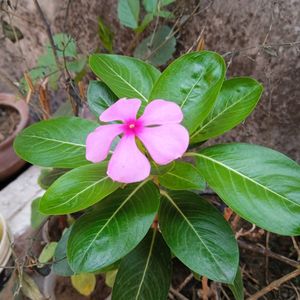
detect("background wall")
[1,0,299,160]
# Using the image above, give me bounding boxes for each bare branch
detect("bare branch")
[247,268,300,300]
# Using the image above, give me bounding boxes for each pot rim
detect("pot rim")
[0,93,29,149]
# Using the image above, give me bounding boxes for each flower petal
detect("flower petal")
[100,98,141,122]
[86,124,123,163]
[139,99,183,126]
[137,124,189,165]
[107,135,150,183]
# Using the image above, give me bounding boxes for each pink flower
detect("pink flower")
[86,98,189,183]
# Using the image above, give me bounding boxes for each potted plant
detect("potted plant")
[13,51,300,299]
[0,93,29,181]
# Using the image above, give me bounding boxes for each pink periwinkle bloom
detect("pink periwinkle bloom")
[86,98,189,183]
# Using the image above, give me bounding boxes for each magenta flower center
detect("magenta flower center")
[122,119,143,135]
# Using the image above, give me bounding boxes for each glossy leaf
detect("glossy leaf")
[159,161,205,190]
[134,25,176,66]
[53,228,74,276]
[150,161,174,176]
[31,197,46,229]
[14,117,98,168]
[228,268,244,300]
[38,168,68,190]
[118,0,140,29]
[150,51,225,133]
[190,78,263,143]
[159,191,239,283]
[39,162,121,215]
[89,54,160,103]
[39,242,57,264]
[112,230,171,300]
[67,181,160,273]
[71,273,96,296]
[194,143,300,235]
[87,80,118,117]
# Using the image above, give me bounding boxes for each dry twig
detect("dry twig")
[238,240,299,268]
[32,0,60,68]
[170,287,189,300]
[247,268,300,300]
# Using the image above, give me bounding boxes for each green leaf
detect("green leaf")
[228,268,244,300]
[31,197,47,229]
[159,161,205,190]
[38,168,68,190]
[106,270,118,288]
[89,54,161,104]
[194,143,300,235]
[150,161,174,176]
[118,0,140,29]
[87,80,118,117]
[14,117,98,168]
[157,10,174,18]
[98,17,114,53]
[150,51,226,133]
[159,191,239,283]
[161,0,175,5]
[39,162,121,215]
[2,20,24,43]
[67,181,160,273]
[51,33,77,58]
[71,273,96,296]
[53,228,74,276]
[143,0,157,12]
[66,56,87,73]
[190,78,263,143]
[136,13,154,33]
[143,0,175,12]
[134,25,176,66]
[112,230,171,300]
[39,242,57,264]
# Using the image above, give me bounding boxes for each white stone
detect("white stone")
[0,166,44,236]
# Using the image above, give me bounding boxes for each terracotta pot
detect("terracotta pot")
[0,93,29,181]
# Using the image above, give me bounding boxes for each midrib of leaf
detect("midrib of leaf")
[48,176,110,210]
[135,229,157,300]
[190,87,259,140]
[192,152,300,208]
[96,57,148,103]
[22,134,85,147]
[162,191,227,279]
[180,72,204,109]
[163,172,197,187]
[78,179,149,269]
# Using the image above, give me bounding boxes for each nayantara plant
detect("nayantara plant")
[14,51,300,300]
